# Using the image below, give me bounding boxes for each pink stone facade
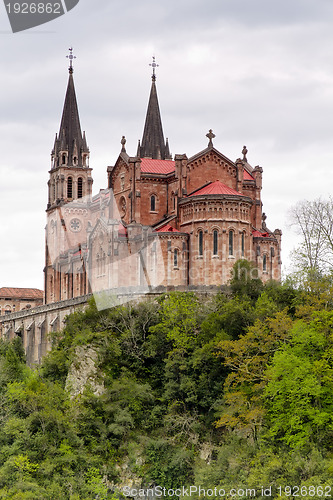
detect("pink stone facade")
[44,66,282,305]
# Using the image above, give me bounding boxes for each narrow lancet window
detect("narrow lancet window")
[150,195,156,212]
[199,230,203,256]
[174,249,178,268]
[78,177,83,198]
[213,230,218,256]
[229,230,234,256]
[67,177,73,198]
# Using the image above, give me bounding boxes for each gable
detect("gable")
[109,155,130,191]
[186,148,237,194]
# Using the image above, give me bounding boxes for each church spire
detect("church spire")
[52,48,89,170]
[139,57,172,160]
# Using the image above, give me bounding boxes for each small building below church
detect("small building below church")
[0,288,43,316]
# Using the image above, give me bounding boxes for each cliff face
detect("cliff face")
[65,346,104,399]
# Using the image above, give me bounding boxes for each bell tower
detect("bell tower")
[47,48,92,210]
[45,49,93,304]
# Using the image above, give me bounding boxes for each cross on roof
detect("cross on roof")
[149,56,159,81]
[67,47,76,74]
[206,129,215,148]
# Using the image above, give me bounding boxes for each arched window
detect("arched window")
[213,230,218,256]
[102,252,106,274]
[263,254,267,272]
[198,230,203,256]
[78,177,83,198]
[62,154,66,165]
[241,232,245,257]
[97,254,100,276]
[229,230,234,256]
[50,275,54,299]
[150,195,156,212]
[5,306,11,315]
[67,177,73,199]
[174,249,178,268]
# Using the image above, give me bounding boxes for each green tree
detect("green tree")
[150,292,199,350]
[264,314,333,449]
[216,311,293,443]
[230,259,264,301]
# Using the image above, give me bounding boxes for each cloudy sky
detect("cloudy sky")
[1,0,333,290]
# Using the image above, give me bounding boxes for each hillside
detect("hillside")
[0,263,333,499]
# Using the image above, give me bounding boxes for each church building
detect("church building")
[44,52,282,306]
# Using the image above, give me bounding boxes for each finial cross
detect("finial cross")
[67,47,76,73]
[150,56,159,81]
[206,129,215,148]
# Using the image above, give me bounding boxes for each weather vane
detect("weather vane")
[67,47,76,74]
[149,56,159,81]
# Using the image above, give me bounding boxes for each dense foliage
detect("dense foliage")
[1,261,333,498]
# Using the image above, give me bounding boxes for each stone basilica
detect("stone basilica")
[45,55,281,305]
[1,53,281,364]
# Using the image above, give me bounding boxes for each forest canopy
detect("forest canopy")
[0,261,333,499]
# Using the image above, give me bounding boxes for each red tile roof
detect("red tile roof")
[155,224,180,233]
[244,170,254,181]
[189,180,242,197]
[252,230,270,238]
[0,288,43,300]
[140,158,175,175]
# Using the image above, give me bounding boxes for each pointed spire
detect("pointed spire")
[139,57,171,160]
[82,131,88,150]
[165,138,172,160]
[52,49,89,169]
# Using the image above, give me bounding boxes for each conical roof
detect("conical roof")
[53,69,89,167]
[139,77,171,160]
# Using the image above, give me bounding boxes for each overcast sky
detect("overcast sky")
[1,0,333,290]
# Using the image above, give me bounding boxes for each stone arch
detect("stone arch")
[119,195,127,218]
